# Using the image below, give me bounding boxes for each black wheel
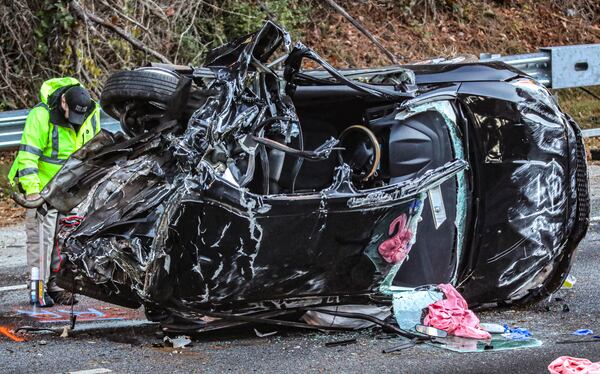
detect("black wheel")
[101,68,182,136]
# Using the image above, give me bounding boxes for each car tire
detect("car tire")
[101,68,182,135]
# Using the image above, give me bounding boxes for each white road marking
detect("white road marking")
[66,369,113,374]
[0,284,27,292]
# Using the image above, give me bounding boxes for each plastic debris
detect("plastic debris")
[163,335,192,348]
[502,325,532,341]
[562,275,577,289]
[60,327,69,338]
[480,323,506,334]
[253,329,277,338]
[415,324,448,338]
[573,329,594,336]
[548,356,600,374]
[423,284,491,340]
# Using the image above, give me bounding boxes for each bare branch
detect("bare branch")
[323,0,400,64]
[100,0,150,32]
[69,0,172,64]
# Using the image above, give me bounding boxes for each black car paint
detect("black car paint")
[43,22,588,321]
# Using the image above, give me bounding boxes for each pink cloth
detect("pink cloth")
[378,214,413,263]
[548,356,600,374]
[423,283,491,340]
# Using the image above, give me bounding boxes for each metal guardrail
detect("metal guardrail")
[0,43,599,150]
[480,44,600,89]
[0,109,120,151]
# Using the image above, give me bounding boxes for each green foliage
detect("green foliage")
[33,0,75,55]
[171,0,310,65]
[223,0,310,40]
[557,86,600,129]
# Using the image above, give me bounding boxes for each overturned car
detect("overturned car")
[38,22,588,327]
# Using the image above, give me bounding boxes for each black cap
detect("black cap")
[63,86,91,125]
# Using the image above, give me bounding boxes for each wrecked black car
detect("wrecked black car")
[38,22,588,326]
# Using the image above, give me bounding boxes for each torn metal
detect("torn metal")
[40,22,588,328]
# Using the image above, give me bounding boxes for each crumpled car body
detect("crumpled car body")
[42,22,588,322]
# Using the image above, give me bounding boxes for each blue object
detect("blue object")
[502,325,532,341]
[573,329,594,336]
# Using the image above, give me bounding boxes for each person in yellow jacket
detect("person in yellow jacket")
[8,77,101,306]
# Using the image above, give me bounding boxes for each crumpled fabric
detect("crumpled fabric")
[378,214,413,263]
[423,283,491,340]
[548,356,600,374]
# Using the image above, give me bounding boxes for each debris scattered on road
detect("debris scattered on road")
[0,326,26,342]
[502,325,532,341]
[480,323,506,334]
[60,327,70,338]
[415,324,447,338]
[253,329,277,338]
[548,356,600,373]
[562,274,577,289]
[572,329,594,336]
[382,340,418,353]
[325,338,357,347]
[431,334,542,353]
[422,284,491,340]
[163,335,192,349]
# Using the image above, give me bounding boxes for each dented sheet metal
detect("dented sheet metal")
[41,22,587,325]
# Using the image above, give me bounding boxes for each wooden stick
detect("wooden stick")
[69,0,172,64]
[323,0,399,64]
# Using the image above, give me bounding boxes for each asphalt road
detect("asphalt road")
[0,166,599,373]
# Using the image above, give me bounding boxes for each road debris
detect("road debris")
[480,323,506,334]
[382,340,418,354]
[562,274,577,289]
[422,284,490,340]
[548,356,600,374]
[253,329,277,338]
[572,329,594,336]
[163,335,192,349]
[0,326,26,342]
[502,326,533,341]
[325,338,357,347]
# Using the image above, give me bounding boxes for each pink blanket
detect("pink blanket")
[548,356,600,374]
[423,284,491,340]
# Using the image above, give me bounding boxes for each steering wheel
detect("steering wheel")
[337,125,381,181]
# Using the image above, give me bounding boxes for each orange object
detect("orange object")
[0,326,26,342]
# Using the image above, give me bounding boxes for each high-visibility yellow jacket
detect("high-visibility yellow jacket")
[8,77,101,195]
